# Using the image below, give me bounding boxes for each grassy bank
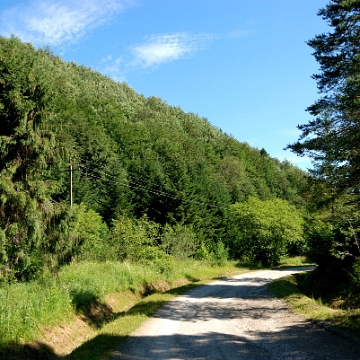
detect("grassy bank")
[0,259,247,359]
[269,271,360,338]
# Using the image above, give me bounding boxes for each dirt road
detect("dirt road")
[112,267,360,359]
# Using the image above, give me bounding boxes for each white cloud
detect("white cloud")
[130,32,215,69]
[101,29,251,80]
[100,32,215,80]
[0,0,132,46]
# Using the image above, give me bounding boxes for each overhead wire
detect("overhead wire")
[73,160,228,211]
[75,155,176,191]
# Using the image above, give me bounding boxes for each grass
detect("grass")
[278,256,314,267]
[0,259,247,360]
[0,274,73,347]
[269,271,360,337]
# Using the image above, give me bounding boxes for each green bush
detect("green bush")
[230,197,305,266]
[160,224,197,259]
[194,242,210,260]
[305,221,336,267]
[109,215,157,261]
[71,203,109,262]
[210,241,228,266]
[137,246,175,275]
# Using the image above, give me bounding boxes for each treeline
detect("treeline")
[0,36,308,281]
[287,0,360,302]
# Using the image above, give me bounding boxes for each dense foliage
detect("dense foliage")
[288,0,360,290]
[0,36,308,280]
[229,197,305,266]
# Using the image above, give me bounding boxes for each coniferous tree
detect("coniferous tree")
[287,0,360,192]
[0,37,68,279]
[287,1,360,266]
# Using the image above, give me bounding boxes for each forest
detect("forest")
[0,35,309,281]
[2,1,360,356]
[1,0,360,302]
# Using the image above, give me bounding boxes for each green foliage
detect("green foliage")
[287,1,360,271]
[194,242,211,260]
[70,203,109,262]
[305,221,338,267]
[160,223,197,259]
[209,241,229,266]
[0,36,309,280]
[287,1,360,189]
[0,37,71,280]
[230,197,305,266]
[109,215,158,261]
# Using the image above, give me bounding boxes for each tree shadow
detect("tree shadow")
[111,324,360,360]
[0,342,60,360]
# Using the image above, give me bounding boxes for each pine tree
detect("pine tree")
[0,37,67,280]
[287,1,360,267]
[287,0,360,192]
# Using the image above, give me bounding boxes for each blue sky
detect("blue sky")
[0,0,331,170]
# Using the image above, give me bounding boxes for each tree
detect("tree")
[229,197,305,266]
[287,0,360,268]
[0,37,69,279]
[287,0,360,192]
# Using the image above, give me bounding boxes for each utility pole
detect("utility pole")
[70,157,73,208]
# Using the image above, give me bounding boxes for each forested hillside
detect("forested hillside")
[0,36,308,280]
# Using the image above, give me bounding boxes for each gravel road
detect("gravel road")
[112,267,360,359]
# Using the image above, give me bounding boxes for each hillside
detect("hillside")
[0,36,308,279]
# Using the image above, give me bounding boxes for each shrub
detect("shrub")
[210,241,228,266]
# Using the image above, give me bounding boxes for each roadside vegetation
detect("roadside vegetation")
[269,270,360,338]
[0,259,248,359]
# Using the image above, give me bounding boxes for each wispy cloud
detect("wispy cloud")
[101,32,216,80]
[0,0,132,47]
[100,29,252,80]
[101,55,126,81]
[130,32,215,69]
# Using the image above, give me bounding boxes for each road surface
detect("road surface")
[112,267,360,359]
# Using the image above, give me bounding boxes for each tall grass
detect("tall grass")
[0,274,73,346]
[0,259,242,348]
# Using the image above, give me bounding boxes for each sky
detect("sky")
[0,0,332,171]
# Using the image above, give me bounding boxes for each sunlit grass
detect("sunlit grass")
[269,275,360,337]
[0,274,73,346]
[0,259,245,354]
[278,256,314,267]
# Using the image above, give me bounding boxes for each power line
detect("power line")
[74,162,228,211]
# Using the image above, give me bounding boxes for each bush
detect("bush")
[160,224,197,259]
[230,197,305,266]
[305,221,336,267]
[137,246,175,275]
[71,203,109,262]
[210,241,228,266]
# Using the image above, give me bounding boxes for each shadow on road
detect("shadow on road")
[112,324,360,360]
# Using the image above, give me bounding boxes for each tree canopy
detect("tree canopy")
[287,0,360,278]
[0,36,309,279]
[287,0,360,193]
